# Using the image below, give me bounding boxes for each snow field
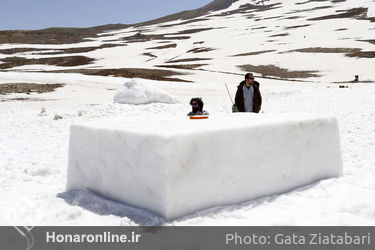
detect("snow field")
[1,0,375,225]
[0,72,374,225]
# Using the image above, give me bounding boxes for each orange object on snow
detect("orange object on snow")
[189,116,209,120]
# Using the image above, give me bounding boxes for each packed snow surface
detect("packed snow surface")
[113,79,177,105]
[0,71,375,226]
[66,114,342,220]
[1,0,375,226]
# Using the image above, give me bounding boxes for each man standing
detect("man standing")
[233,73,262,113]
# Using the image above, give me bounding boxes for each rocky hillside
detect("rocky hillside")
[0,0,374,83]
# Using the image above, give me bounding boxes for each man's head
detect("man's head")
[245,73,255,86]
[190,97,204,112]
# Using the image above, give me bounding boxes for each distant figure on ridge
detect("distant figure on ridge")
[187,97,209,116]
[354,75,359,82]
[232,73,262,113]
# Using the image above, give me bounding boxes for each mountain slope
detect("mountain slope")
[0,0,239,45]
[0,0,374,83]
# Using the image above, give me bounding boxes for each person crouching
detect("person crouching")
[187,97,209,116]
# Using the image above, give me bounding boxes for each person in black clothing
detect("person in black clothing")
[187,97,209,116]
[233,73,262,113]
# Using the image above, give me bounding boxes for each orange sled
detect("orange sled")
[189,116,209,120]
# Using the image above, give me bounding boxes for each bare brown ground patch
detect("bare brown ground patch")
[0,47,46,55]
[37,44,125,55]
[209,3,281,17]
[156,64,207,70]
[335,28,348,31]
[143,52,157,62]
[284,24,311,30]
[296,0,346,5]
[262,16,283,20]
[0,56,94,69]
[0,83,64,95]
[358,40,375,45]
[158,19,209,28]
[288,47,375,58]
[166,58,212,63]
[146,43,177,50]
[291,47,361,53]
[231,50,276,57]
[45,68,190,82]
[0,24,128,44]
[252,26,267,30]
[346,51,375,58]
[287,5,333,15]
[169,28,216,35]
[132,28,218,45]
[0,97,57,102]
[283,16,304,20]
[295,0,330,5]
[269,33,289,37]
[122,32,190,43]
[143,52,157,58]
[187,47,216,53]
[238,64,320,79]
[308,8,368,21]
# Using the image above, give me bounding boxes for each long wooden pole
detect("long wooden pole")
[225,83,234,105]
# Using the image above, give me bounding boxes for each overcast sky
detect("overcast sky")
[1,0,212,30]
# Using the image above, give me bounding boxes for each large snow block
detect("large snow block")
[66,114,343,220]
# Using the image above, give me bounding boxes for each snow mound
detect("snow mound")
[66,114,343,220]
[113,79,177,105]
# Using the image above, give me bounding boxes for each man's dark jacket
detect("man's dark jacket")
[234,80,262,113]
